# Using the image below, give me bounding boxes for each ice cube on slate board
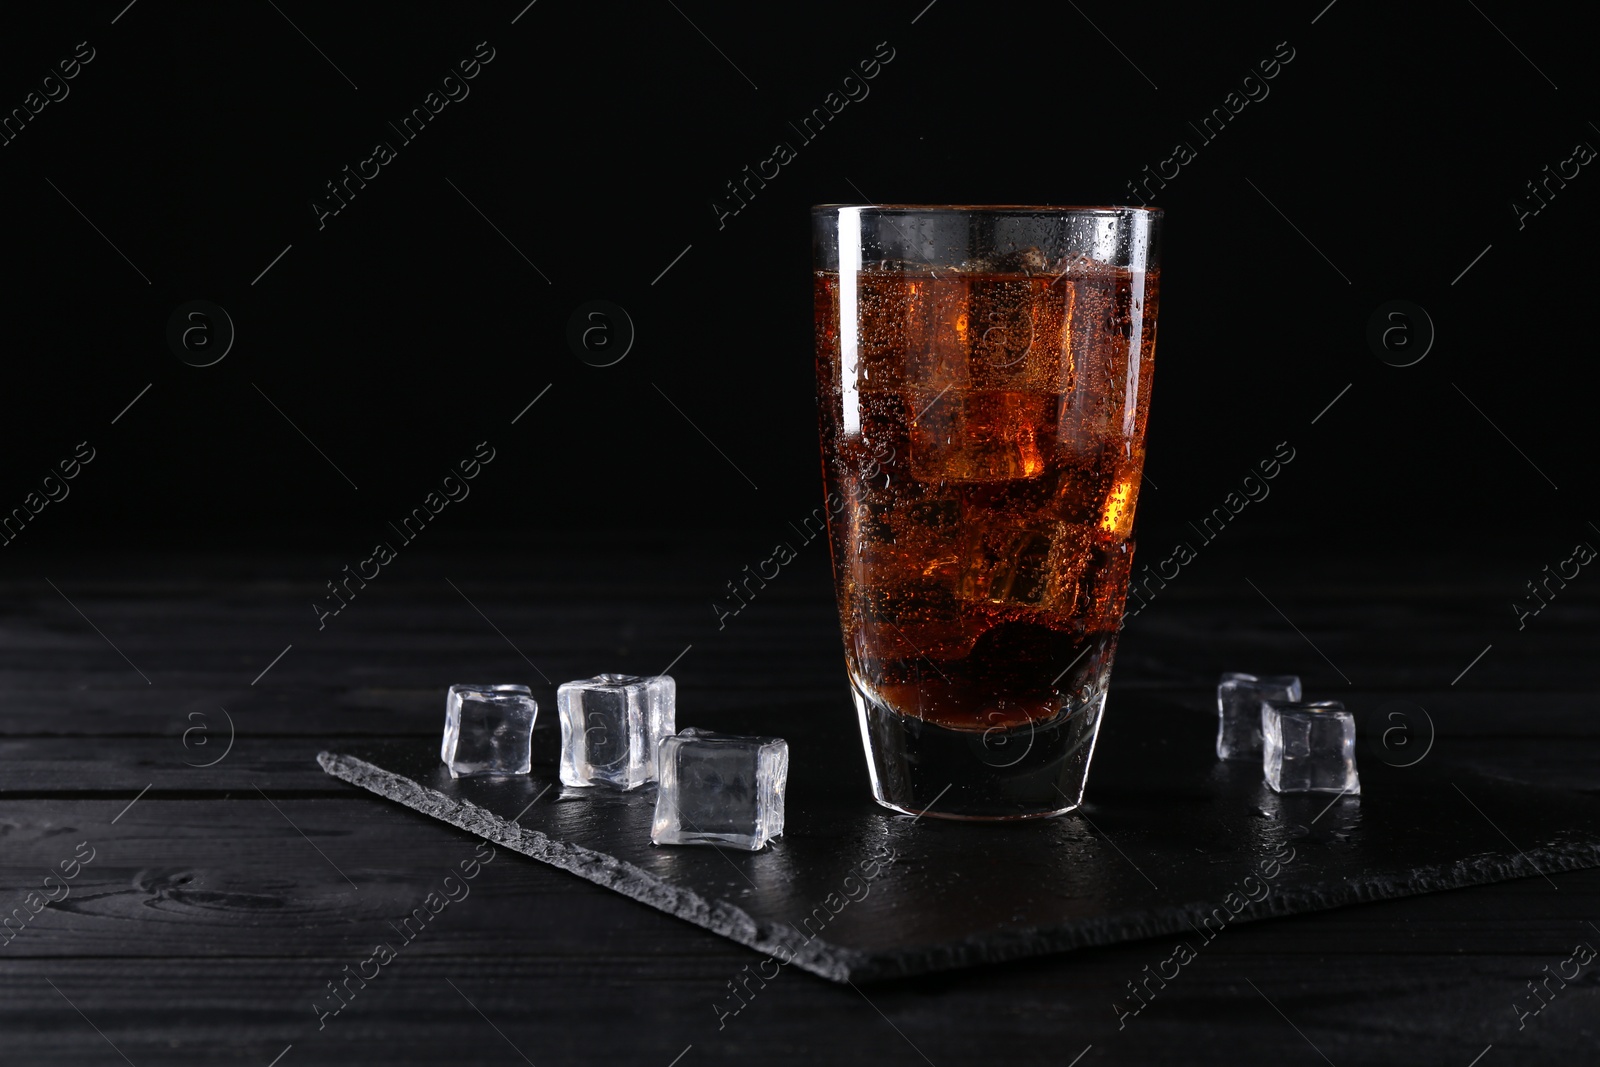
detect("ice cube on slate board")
[1217,672,1302,760]
[652,728,788,851]
[557,673,676,789]
[440,684,537,778]
[1263,699,1361,795]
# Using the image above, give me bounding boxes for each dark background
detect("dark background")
[4,5,1600,1065]
[3,0,1592,561]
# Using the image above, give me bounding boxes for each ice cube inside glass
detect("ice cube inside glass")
[441,684,537,778]
[1262,699,1360,795]
[556,673,676,789]
[1217,672,1303,760]
[651,729,788,851]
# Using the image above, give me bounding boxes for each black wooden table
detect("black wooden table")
[3,534,1596,1066]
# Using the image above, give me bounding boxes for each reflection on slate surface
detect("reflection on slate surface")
[319,692,1600,983]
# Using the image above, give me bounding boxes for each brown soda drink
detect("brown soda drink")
[813,252,1158,818]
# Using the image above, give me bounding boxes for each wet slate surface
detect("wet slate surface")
[319,691,1600,983]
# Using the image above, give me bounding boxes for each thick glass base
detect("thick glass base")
[850,653,1112,821]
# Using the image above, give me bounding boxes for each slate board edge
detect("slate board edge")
[316,751,868,984]
[849,837,1600,981]
[319,751,1600,984]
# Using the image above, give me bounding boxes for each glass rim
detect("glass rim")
[810,203,1162,215]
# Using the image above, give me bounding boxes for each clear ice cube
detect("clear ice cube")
[1216,672,1302,760]
[556,673,676,790]
[1262,699,1361,795]
[651,729,788,851]
[440,684,537,778]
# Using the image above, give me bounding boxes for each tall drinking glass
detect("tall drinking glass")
[811,205,1162,820]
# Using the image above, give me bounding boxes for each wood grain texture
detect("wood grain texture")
[2,544,1598,1064]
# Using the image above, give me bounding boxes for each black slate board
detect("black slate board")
[317,692,1600,983]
